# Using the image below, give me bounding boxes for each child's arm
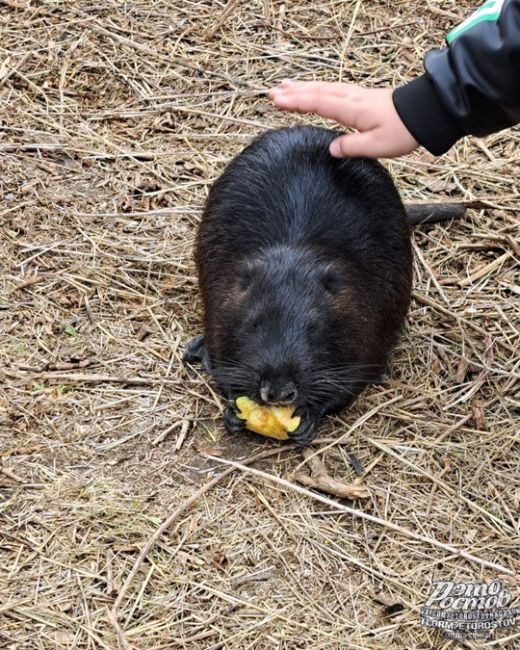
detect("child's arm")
[269,0,520,158]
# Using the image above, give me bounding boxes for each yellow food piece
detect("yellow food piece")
[235,396,301,440]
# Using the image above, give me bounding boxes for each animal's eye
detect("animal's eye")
[322,268,342,295]
[237,268,253,291]
[250,315,262,329]
[307,320,319,336]
[237,261,259,292]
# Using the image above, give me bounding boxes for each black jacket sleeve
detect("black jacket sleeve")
[392,0,520,155]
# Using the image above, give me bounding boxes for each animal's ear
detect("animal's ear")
[321,264,343,296]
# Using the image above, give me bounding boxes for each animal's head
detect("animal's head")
[213,247,367,410]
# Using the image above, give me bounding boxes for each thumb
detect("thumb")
[329,132,379,159]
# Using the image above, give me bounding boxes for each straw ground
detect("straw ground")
[1,1,518,648]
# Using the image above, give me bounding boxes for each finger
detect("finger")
[266,80,293,97]
[329,132,383,158]
[268,80,298,100]
[271,90,358,124]
[273,79,353,97]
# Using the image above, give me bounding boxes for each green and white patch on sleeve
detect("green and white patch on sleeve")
[447,0,505,44]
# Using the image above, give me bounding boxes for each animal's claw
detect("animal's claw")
[293,405,307,418]
[287,408,321,446]
[223,401,246,434]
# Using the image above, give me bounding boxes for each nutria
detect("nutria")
[184,126,412,445]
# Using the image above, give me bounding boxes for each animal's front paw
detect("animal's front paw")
[373,364,391,385]
[182,335,212,373]
[223,401,246,434]
[288,407,322,447]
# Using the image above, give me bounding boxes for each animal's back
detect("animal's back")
[196,126,410,284]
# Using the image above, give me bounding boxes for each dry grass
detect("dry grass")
[1,1,519,648]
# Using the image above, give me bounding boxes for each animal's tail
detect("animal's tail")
[405,200,487,225]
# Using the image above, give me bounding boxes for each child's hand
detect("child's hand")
[268,80,419,159]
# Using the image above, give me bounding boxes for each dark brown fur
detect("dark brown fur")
[184,126,412,445]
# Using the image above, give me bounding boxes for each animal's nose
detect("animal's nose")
[260,381,297,404]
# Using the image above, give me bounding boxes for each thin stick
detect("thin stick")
[205,0,241,39]
[291,394,402,477]
[413,291,514,353]
[16,372,181,386]
[111,445,298,615]
[106,608,132,650]
[459,251,512,287]
[109,463,237,637]
[205,455,516,577]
